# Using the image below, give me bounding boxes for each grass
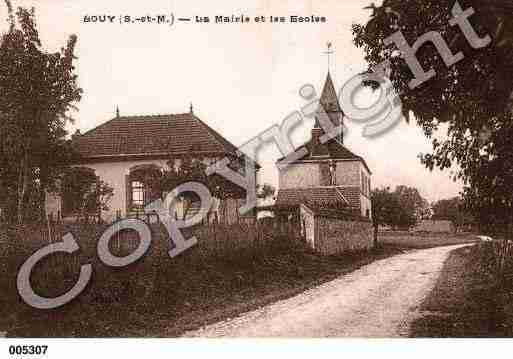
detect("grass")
[409,243,513,337]
[378,231,478,249]
[0,222,404,337]
[0,224,479,337]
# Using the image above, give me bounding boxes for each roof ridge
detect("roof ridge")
[276,138,371,174]
[79,116,119,137]
[73,111,250,161]
[118,113,191,119]
[77,112,192,138]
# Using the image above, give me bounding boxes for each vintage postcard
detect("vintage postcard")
[1,0,513,356]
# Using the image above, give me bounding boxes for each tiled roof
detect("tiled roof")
[277,71,370,173]
[275,187,350,209]
[338,186,361,210]
[275,186,363,212]
[73,113,240,160]
[278,139,372,174]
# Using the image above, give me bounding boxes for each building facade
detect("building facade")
[276,72,372,219]
[46,108,256,224]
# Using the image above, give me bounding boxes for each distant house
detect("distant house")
[413,219,455,233]
[45,107,257,224]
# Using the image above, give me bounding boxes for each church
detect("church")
[274,70,374,254]
[275,71,372,219]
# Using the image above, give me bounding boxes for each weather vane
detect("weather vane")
[323,42,334,71]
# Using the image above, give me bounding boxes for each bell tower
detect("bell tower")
[319,71,344,144]
[318,42,344,144]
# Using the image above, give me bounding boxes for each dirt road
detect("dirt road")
[184,244,471,337]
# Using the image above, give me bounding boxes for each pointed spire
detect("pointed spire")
[317,71,344,144]
[189,102,194,114]
[313,43,344,144]
[116,105,120,118]
[319,72,342,113]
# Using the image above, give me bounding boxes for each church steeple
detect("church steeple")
[316,71,344,144]
[320,43,341,113]
[314,43,344,144]
[320,71,342,114]
[311,44,344,148]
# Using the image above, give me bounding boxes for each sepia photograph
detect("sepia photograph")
[1,0,513,356]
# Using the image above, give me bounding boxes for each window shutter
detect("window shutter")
[320,163,330,186]
[125,175,131,215]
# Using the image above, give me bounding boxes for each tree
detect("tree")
[0,1,82,224]
[432,196,473,233]
[60,167,113,223]
[371,187,402,246]
[352,0,513,231]
[394,185,429,226]
[371,185,428,244]
[149,155,248,222]
[257,183,276,200]
[432,197,460,220]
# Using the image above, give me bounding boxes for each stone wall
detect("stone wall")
[334,160,361,187]
[279,160,365,189]
[315,216,373,255]
[279,163,321,189]
[299,204,315,249]
[360,193,372,219]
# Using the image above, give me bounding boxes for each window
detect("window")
[328,161,336,185]
[361,172,371,197]
[320,163,332,186]
[131,181,145,207]
[127,164,161,211]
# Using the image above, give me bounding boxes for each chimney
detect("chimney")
[310,117,328,157]
[311,126,322,149]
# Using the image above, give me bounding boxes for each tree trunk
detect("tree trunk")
[16,145,30,225]
[16,170,25,225]
[373,223,379,248]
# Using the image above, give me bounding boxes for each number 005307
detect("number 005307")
[8,345,48,355]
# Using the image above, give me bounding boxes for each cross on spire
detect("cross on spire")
[323,42,334,72]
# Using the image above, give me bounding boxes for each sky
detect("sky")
[3,0,463,202]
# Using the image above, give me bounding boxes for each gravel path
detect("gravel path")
[184,244,471,337]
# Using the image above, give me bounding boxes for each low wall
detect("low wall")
[315,216,373,255]
[414,219,454,233]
